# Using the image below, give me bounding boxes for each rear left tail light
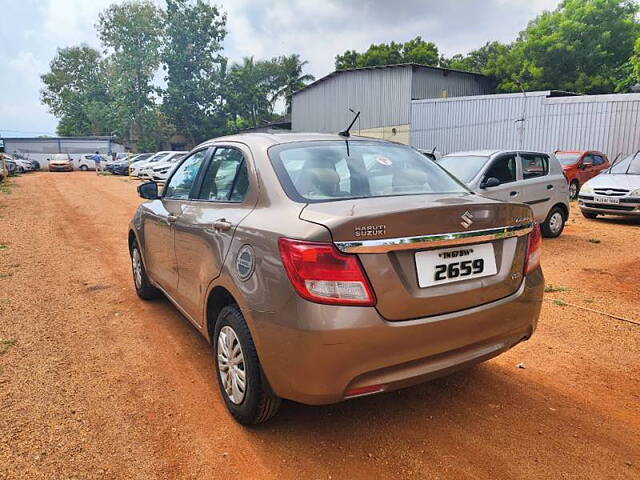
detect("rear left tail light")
[278,238,376,306]
[524,223,542,275]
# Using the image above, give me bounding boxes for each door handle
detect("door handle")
[547,185,554,190]
[167,214,178,224]
[510,191,519,197]
[212,219,233,231]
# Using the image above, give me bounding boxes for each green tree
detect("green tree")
[502,0,640,93]
[225,57,277,128]
[97,0,163,143]
[162,0,228,144]
[40,45,115,136]
[271,54,315,113]
[335,36,439,69]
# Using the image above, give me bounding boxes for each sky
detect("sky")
[0,0,561,137]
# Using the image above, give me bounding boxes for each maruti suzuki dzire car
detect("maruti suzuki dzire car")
[129,133,544,424]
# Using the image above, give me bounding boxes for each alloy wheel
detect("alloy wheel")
[549,212,563,234]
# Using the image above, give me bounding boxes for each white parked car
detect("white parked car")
[149,153,188,182]
[14,157,35,173]
[137,151,187,179]
[77,154,110,171]
[129,151,174,177]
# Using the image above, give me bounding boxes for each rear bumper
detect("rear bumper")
[251,267,544,405]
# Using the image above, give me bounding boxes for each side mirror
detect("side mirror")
[481,177,501,189]
[137,181,159,200]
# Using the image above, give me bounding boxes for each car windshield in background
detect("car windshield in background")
[555,153,580,165]
[269,141,468,202]
[609,154,640,174]
[435,155,490,183]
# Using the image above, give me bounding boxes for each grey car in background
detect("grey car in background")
[436,150,570,237]
[578,153,640,219]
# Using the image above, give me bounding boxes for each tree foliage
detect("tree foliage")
[162,0,227,144]
[335,36,439,69]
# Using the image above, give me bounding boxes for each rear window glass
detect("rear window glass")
[269,141,468,202]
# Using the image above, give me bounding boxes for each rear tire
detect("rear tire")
[581,211,598,219]
[569,180,579,200]
[130,240,162,300]
[541,206,566,238]
[213,305,281,425]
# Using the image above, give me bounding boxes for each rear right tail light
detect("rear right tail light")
[278,238,376,306]
[524,223,542,275]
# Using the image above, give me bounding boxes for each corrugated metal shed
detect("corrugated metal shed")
[410,91,640,158]
[1,136,123,155]
[291,64,491,133]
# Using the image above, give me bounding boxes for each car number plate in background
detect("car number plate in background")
[593,196,620,205]
[415,243,497,288]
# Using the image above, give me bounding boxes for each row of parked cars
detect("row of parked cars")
[0,154,41,181]
[106,150,188,181]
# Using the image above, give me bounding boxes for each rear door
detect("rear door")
[173,144,257,324]
[142,149,209,293]
[517,152,554,221]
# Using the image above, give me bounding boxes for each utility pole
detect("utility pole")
[515,80,527,150]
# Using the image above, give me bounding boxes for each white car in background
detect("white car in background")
[137,151,187,179]
[129,151,173,177]
[77,154,110,171]
[149,153,188,182]
[14,157,35,173]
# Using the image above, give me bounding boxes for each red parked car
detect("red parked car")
[555,151,610,199]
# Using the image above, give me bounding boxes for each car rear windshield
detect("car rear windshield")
[555,153,580,166]
[269,141,469,202]
[435,155,490,183]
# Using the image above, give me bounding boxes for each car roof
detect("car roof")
[197,132,401,150]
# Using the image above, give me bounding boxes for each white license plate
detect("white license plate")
[593,196,619,205]
[415,243,497,288]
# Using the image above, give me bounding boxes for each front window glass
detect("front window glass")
[435,155,490,183]
[555,153,580,166]
[197,148,249,202]
[164,150,208,199]
[270,141,468,202]
[485,155,517,183]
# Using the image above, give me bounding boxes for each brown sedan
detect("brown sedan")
[129,133,544,424]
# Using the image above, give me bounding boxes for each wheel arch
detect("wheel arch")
[553,202,569,220]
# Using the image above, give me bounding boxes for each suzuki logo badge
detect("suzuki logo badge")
[460,211,474,229]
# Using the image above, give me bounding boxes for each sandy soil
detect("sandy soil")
[0,172,638,479]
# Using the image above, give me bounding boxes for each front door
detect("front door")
[173,144,257,324]
[144,149,210,296]
[479,153,521,203]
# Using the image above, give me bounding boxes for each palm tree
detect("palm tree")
[273,54,315,113]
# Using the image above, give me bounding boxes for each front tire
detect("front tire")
[80,165,89,171]
[569,180,579,200]
[213,305,281,425]
[541,206,566,238]
[130,240,161,299]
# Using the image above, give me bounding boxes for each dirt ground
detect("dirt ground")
[0,172,638,479]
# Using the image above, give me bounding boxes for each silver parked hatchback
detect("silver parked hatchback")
[436,150,570,237]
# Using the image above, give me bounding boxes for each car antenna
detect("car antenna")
[338,110,360,137]
[625,150,640,174]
